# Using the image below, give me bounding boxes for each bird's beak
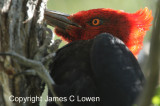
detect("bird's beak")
[44,9,80,29]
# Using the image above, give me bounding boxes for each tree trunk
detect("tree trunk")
[0,0,48,106]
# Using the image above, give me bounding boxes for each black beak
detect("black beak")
[44,9,80,29]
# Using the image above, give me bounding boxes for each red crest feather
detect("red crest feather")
[127,7,153,55]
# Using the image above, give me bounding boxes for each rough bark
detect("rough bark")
[0,0,51,106]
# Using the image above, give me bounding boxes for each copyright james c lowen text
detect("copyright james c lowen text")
[9,95,100,103]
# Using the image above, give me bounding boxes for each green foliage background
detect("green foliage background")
[44,0,160,106]
[47,0,149,13]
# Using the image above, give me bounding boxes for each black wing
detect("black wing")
[90,33,144,106]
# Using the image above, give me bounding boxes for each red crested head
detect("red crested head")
[46,7,153,56]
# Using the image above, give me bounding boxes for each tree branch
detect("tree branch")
[138,0,160,106]
[0,51,63,106]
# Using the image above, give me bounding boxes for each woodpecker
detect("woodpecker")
[44,8,152,106]
[47,33,144,106]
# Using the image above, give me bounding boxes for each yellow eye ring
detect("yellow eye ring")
[92,19,100,26]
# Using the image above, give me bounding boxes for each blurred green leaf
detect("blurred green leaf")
[152,86,160,106]
[152,96,160,105]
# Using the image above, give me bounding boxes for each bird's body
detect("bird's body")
[47,33,144,106]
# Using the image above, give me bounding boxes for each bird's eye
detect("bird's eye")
[89,18,103,26]
[92,19,100,26]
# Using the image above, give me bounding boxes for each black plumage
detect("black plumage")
[48,33,144,106]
